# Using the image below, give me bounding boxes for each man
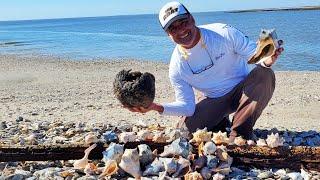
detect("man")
[127,1,284,141]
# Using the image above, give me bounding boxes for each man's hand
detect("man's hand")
[263,40,284,67]
[123,103,164,114]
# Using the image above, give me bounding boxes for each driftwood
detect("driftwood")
[0,142,319,171]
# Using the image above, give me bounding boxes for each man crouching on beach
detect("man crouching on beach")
[125,1,284,142]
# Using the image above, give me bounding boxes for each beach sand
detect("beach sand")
[0,54,319,131]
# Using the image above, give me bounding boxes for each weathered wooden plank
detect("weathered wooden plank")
[0,143,319,171]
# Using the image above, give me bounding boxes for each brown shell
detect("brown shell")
[113,69,155,108]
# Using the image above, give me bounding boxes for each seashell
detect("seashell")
[194,155,208,171]
[84,163,97,175]
[159,157,178,176]
[152,131,167,143]
[143,158,165,176]
[119,148,142,179]
[84,133,98,145]
[119,132,137,143]
[172,157,191,178]
[102,130,118,143]
[287,172,303,180]
[212,173,225,180]
[190,128,212,143]
[138,144,154,167]
[73,143,97,169]
[160,137,191,158]
[203,141,217,155]
[248,29,279,64]
[200,166,212,180]
[234,136,246,146]
[275,168,287,177]
[206,155,219,169]
[266,133,284,148]
[184,171,203,180]
[247,139,256,146]
[99,160,118,178]
[256,138,267,146]
[213,156,233,175]
[257,170,273,179]
[212,131,229,145]
[113,69,155,108]
[102,143,124,163]
[166,129,182,142]
[301,168,312,180]
[137,130,154,141]
[147,123,166,131]
[25,133,38,145]
[216,145,229,162]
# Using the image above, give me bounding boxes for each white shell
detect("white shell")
[266,133,284,148]
[234,136,246,146]
[247,140,256,146]
[119,148,141,179]
[119,132,137,143]
[256,138,268,147]
[212,131,229,145]
[84,133,98,144]
[190,128,212,143]
[300,168,312,180]
[137,130,154,141]
[287,172,303,180]
[212,173,225,180]
[203,141,217,155]
[73,144,97,169]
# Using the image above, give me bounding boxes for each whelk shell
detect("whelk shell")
[119,148,141,179]
[73,143,97,169]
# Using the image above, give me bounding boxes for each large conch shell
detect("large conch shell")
[119,132,137,143]
[256,138,268,147]
[138,144,154,167]
[99,160,118,178]
[143,158,165,176]
[102,143,124,163]
[266,133,284,148]
[160,138,191,158]
[84,133,98,145]
[172,157,191,178]
[248,29,279,64]
[234,136,246,146]
[159,157,178,176]
[84,163,97,175]
[119,148,142,179]
[73,143,97,169]
[203,141,217,155]
[137,129,154,141]
[212,131,229,145]
[190,128,212,144]
[152,131,167,143]
[184,171,203,180]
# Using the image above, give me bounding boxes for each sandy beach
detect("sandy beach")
[0,54,319,131]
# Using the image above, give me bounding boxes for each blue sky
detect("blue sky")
[0,0,319,21]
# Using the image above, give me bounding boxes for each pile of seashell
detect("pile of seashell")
[0,119,320,179]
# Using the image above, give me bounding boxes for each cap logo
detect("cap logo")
[163,7,178,21]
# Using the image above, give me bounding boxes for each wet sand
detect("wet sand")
[0,54,319,131]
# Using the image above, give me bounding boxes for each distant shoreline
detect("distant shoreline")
[227,6,320,13]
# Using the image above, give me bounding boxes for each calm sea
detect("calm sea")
[0,10,319,71]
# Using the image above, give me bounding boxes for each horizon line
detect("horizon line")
[0,5,319,22]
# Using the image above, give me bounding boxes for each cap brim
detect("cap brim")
[163,14,189,31]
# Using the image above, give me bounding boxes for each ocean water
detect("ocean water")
[0,10,319,71]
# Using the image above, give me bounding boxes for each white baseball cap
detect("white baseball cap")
[159,1,190,31]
